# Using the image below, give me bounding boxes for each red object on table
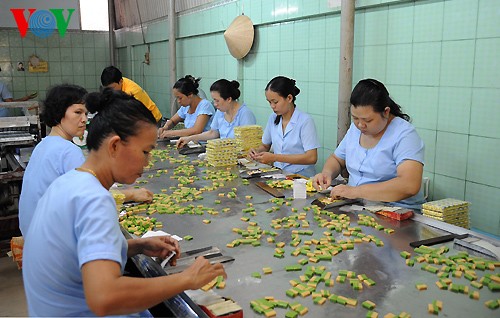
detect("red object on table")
[375,209,414,221]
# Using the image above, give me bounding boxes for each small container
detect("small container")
[293,179,307,199]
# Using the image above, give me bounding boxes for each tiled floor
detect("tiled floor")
[0,256,28,316]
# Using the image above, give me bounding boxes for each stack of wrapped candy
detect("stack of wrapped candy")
[206,138,238,167]
[234,125,263,154]
[422,198,470,229]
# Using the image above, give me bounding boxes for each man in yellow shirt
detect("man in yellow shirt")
[100,66,162,123]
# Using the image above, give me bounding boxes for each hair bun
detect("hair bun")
[86,88,116,113]
[85,92,104,113]
[289,78,300,96]
[230,80,240,89]
[185,75,201,88]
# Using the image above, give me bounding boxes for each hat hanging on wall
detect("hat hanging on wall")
[224,15,254,59]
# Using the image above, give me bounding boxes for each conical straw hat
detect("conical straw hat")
[224,15,254,59]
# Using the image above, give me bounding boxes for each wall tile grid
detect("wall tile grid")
[0,30,110,102]
[112,0,499,235]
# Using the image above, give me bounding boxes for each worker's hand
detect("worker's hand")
[252,151,274,165]
[158,127,165,138]
[129,188,153,202]
[176,137,190,149]
[159,129,175,139]
[330,184,358,199]
[28,92,38,99]
[183,256,227,290]
[139,236,180,266]
[248,148,258,160]
[312,172,332,192]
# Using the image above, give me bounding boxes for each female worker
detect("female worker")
[158,75,215,138]
[22,89,226,317]
[249,76,320,177]
[312,79,425,210]
[18,84,153,237]
[176,79,256,147]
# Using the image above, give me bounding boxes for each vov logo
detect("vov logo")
[10,8,75,38]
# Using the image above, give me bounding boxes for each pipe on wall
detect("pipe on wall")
[337,0,355,146]
[168,0,177,118]
[108,0,117,65]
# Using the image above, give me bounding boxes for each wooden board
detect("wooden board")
[255,181,285,198]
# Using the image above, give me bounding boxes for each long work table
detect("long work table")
[120,144,500,317]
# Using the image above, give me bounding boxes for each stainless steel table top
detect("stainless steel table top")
[124,146,500,317]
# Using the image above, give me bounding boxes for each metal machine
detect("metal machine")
[0,101,43,239]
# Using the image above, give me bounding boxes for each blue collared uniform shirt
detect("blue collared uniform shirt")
[176,99,215,132]
[334,117,425,209]
[210,103,256,138]
[262,108,321,177]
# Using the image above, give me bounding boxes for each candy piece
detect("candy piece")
[365,311,379,318]
[406,259,415,267]
[286,289,298,298]
[471,281,483,289]
[285,311,298,318]
[470,291,480,300]
[427,303,439,315]
[485,299,499,309]
[488,282,500,291]
[200,277,217,291]
[435,281,447,290]
[362,300,376,310]
[313,297,326,305]
[400,251,411,259]
[285,265,302,272]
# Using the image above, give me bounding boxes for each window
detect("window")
[80,0,109,31]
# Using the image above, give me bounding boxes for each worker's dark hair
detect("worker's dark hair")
[173,75,201,96]
[265,76,300,125]
[100,66,123,86]
[350,78,410,122]
[85,88,156,151]
[210,79,241,100]
[41,84,87,127]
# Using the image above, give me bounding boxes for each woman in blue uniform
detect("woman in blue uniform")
[23,89,226,317]
[18,85,152,237]
[249,76,321,178]
[19,85,87,235]
[159,75,215,138]
[176,79,256,147]
[313,79,425,210]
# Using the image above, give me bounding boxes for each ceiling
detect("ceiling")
[113,0,228,29]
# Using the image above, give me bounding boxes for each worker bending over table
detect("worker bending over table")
[22,89,226,317]
[159,75,215,138]
[176,78,255,148]
[313,79,425,210]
